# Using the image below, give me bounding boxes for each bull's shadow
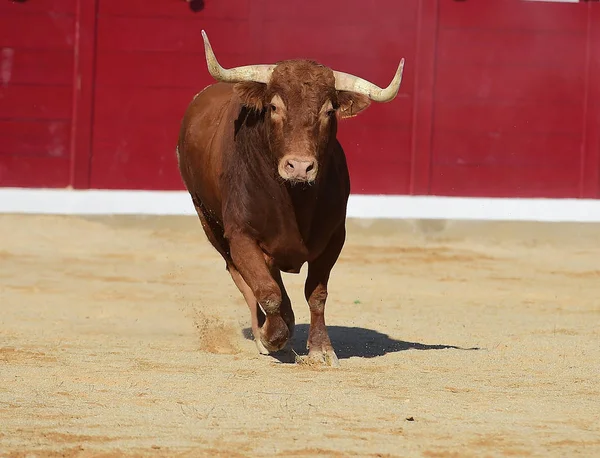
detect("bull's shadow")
[242,324,480,362]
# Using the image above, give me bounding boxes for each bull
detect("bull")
[177,31,404,366]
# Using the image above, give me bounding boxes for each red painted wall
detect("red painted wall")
[431,1,595,198]
[1,0,599,198]
[0,0,76,187]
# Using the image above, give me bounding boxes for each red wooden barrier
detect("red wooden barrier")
[0,0,76,187]
[583,2,600,198]
[1,0,598,198]
[431,0,590,198]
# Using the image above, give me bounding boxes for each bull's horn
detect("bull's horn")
[202,30,274,83]
[333,58,405,103]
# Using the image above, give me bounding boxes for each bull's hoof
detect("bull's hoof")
[254,336,270,355]
[259,315,290,353]
[297,347,340,367]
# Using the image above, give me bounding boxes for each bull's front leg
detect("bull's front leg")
[304,227,345,367]
[228,233,290,353]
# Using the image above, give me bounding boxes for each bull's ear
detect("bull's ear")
[234,82,267,111]
[337,91,371,119]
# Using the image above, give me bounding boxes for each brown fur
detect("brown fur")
[177,60,371,362]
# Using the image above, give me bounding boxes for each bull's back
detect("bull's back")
[177,83,237,217]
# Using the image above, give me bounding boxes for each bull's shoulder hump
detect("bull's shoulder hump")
[192,82,236,104]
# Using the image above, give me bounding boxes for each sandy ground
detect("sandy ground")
[0,214,599,457]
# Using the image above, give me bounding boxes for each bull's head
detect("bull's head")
[201,30,404,184]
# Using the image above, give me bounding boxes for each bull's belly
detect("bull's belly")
[278,263,304,274]
[266,247,310,275]
[263,228,337,274]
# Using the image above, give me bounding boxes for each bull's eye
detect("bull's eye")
[270,104,277,112]
[327,109,336,117]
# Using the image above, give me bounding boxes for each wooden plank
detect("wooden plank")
[93,86,196,123]
[0,0,76,15]
[90,120,183,190]
[0,14,75,50]
[96,16,250,54]
[343,99,412,130]
[0,156,70,188]
[0,120,70,158]
[92,120,180,156]
[433,99,583,135]
[260,21,414,66]
[262,0,419,25]
[94,51,246,88]
[0,85,72,120]
[437,28,586,67]
[430,164,580,198]
[581,3,600,198]
[93,52,413,100]
[340,125,412,163]
[70,0,100,189]
[0,49,73,86]
[439,0,587,31]
[343,121,411,195]
[432,131,581,166]
[592,3,600,198]
[348,160,411,195]
[409,0,438,195]
[435,63,585,104]
[98,0,251,20]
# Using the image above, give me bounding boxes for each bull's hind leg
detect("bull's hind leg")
[192,200,229,260]
[227,266,269,355]
[269,266,295,339]
[303,227,346,367]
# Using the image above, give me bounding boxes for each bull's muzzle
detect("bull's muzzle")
[278,156,318,183]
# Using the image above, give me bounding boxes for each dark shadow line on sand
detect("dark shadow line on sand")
[243,324,480,363]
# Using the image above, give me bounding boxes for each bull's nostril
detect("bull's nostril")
[281,158,317,179]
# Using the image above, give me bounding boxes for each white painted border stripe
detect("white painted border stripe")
[0,188,599,222]
[348,194,600,222]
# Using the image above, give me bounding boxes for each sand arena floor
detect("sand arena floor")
[0,214,599,457]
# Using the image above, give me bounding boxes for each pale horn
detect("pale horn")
[201,30,275,83]
[333,58,405,103]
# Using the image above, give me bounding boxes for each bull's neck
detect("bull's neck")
[254,115,326,241]
[284,180,319,243]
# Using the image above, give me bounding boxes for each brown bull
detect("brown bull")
[177,31,404,366]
